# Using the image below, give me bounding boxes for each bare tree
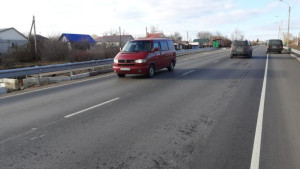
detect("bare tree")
[91,34,99,39]
[150,25,158,33]
[215,31,223,38]
[282,32,294,45]
[169,32,182,41]
[103,29,119,36]
[197,31,213,39]
[149,25,163,34]
[231,29,244,41]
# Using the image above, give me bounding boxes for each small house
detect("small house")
[193,39,209,48]
[0,27,27,55]
[59,33,96,50]
[95,35,134,48]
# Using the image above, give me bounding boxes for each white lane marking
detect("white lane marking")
[291,54,300,62]
[64,97,119,118]
[0,74,114,99]
[30,135,45,140]
[182,70,195,76]
[215,59,220,63]
[176,70,195,78]
[250,53,269,169]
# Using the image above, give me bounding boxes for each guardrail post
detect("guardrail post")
[70,64,73,76]
[93,61,96,71]
[36,74,40,86]
[287,47,291,54]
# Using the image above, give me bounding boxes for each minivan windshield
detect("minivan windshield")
[233,41,248,46]
[122,41,151,52]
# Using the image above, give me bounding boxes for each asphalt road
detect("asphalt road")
[0,46,299,169]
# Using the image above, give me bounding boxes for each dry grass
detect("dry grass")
[290,44,300,50]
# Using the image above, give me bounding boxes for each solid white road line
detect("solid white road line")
[0,74,114,99]
[250,53,269,169]
[64,97,119,118]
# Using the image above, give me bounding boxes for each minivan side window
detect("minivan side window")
[153,42,160,51]
[167,41,175,50]
[160,41,169,51]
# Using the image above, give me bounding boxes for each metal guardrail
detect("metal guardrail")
[283,46,300,55]
[0,48,217,79]
[291,48,300,55]
[0,58,113,79]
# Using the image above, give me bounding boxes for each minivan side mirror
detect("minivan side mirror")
[152,47,159,52]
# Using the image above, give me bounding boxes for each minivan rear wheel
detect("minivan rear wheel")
[167,60,175,71]
[146,64,155,78]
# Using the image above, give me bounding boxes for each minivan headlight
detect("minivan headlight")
[114,59,118,63]
[135,59,146,63]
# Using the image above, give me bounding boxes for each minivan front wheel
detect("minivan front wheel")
[167,61,175,71]
[146,64,155,78]
[117,74,125,77]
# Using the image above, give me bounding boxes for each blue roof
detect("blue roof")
[61,33,96,44]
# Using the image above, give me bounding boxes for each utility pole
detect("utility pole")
[287,6,291,52]
[297,32,300,46]
[146,27,148,37]
[187,31,189,42]
[280,0,291,53]
[119,26,122,50]
[28,15,37,57]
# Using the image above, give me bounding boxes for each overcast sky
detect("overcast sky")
[1,0,299,41]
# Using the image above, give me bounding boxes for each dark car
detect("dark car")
[230,40,253,58]
[113,38,176,78]
[266,39,283,54]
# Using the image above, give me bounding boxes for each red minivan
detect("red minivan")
[113,38,176,78]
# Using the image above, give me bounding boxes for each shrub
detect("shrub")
[70,46,119,62]
[12,46,35,62]
[41,40,71,62]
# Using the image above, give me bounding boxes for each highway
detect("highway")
[0,46,299,169]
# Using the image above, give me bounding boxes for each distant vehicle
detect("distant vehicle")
[113,38,176,78]
[230,40,253,58]
[266,39,283,54]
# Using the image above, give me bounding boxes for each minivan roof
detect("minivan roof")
[136,38,173,41]
[233,40,248,42]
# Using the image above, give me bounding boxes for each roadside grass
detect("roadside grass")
[290,44,300,50]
